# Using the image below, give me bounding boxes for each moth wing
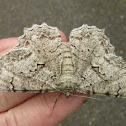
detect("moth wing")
[0,23,62,92]
[70,25,126,98]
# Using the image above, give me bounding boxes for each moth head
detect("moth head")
[64,92,71,98]
[61,87,75,98]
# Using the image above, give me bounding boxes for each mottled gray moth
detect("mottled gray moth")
[0,23,126,98]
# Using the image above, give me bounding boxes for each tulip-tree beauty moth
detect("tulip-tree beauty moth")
[0,23,126,98]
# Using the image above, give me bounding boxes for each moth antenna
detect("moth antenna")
[71,94,107,101]
[49,92,62,116]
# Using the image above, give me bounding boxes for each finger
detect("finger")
[0,31,67,113]
[59,31,67,42]
[50,93,88,125]
[0,38,18,55]
[0,92,88,126]
[0,92,37,113]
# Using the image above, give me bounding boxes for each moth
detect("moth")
[0,23,126,98]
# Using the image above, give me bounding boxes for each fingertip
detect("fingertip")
[59,31,67,42]
[0,37,18,46]
[0,37,18,55]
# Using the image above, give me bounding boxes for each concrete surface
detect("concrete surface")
[0,0,126,126]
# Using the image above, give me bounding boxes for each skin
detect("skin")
[0,31,88,126]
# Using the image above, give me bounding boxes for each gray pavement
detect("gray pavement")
[0,0,126,126]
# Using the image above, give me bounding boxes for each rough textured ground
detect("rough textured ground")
[0,0,126,126]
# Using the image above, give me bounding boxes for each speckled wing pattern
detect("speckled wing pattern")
[70,25,126,97]
[0,23,126,98]
[0,23,64,93]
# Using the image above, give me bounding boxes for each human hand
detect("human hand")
[0,32,88,126]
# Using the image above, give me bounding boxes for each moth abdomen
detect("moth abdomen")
[61,43,74,75]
